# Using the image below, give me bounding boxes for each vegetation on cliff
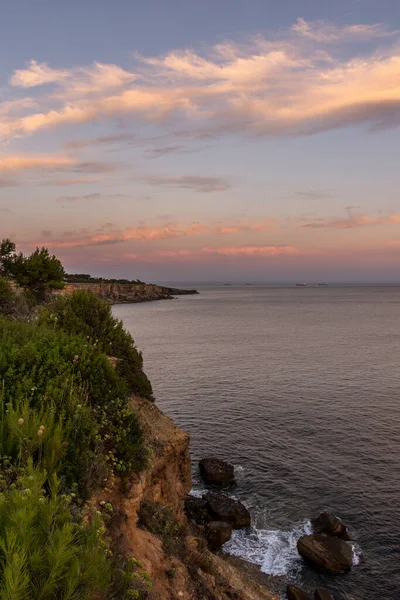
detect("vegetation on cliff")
[0,241,155,598]
[1,239,65,303]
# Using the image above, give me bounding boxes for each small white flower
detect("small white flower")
[18,418,24,425]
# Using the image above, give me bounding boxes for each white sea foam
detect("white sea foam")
[224,521,312,576]
[189,487,208,498]
[351,542,362,566]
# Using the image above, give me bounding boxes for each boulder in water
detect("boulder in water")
[297,534,353,574]
[199,458,235,486]
[287,584,310,600]
[314,588,335,600]
[204,493,251,529]
[206,521,232,547]
[312,512,350,540]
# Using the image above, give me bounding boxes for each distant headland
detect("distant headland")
[61,274,199,304]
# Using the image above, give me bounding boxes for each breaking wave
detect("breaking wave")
[224,521,312,576]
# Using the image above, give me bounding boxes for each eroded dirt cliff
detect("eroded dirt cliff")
[96,398,278,600]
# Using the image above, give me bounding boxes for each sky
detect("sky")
[1,0,400,282]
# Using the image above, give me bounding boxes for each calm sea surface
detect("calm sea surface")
[113,285,400,599]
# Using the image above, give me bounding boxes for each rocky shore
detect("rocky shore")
[58,282,198,304]
[99,397,278,600]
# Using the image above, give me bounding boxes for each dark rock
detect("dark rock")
[206,521,232,547]
[287,584,310,600]
[184,495,212,525]
[199,458,235,486]
[204,493,251,529]
[312,512,350,540]
[297,534,353,574]
[314,588,335,600]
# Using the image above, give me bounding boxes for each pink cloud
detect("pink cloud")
[157,245,298,259]
[301,214,400,229]
[25,219,276,249]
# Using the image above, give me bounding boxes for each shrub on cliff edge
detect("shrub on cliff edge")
[38,290,153,398]
[0,316,148,496]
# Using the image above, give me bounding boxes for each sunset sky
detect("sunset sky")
[1,0,399,282]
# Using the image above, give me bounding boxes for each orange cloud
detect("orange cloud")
[0,154,77,172]
[1,20,400,141]
[27,219,276,249]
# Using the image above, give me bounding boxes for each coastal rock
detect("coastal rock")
[206,521,232,547]
[312,512,350,540]
[184,495,212,525]
[199,457,235,486]
[204,493,251,529]
[297,534,353,574]
[314,588,335,600]
[287,584,310,600]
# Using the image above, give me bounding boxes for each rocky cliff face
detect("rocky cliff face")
[59,282,198,304]
[96,397,277,600]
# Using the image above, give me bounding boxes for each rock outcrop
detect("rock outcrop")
[287,584,310,599]
[206,521,232,547]
[314,588,335,600]
[96,397,276,600]
[59,282,198,304]
[184,495,212,525]
[199,457,235,486]
[312,512,350,540]
[205,492,251,529]
[297,534,353,574]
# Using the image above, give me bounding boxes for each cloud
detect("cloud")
[11,60,135,93]
[291,18,396,42]
[10,61,69,87]
[63,132,136,149]
[0,153,119,189]
[158,245,298,258]
[295,189,332,200]
[38,176,107,186]
[2,20,400,141]
[29,218,275,248]
[140,174,231,192]
[56,192,129,202]
[301,213,400,229]
[145,145,187,158]
[0,154,77,172]
[0,178,18,187]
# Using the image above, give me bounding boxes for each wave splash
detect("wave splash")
[224,521,312,576]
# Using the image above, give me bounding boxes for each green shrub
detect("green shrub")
[8,246,65,303]
[0,278,31,320]
[137,500,184,556]
[0,464,110,600]
[109,555,151,600]
[38,290,152,398]
[0,317,148,496]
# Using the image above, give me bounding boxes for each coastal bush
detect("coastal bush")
[0,277,14,315]
[0,316,148,495]
[1,239,65,303]
[0,464,110,600]
[138,500,184,556]
[38,290,153,398]
[0,277,31,320]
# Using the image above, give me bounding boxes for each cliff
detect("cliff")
[59,282,198,304]
[96,397,278,600]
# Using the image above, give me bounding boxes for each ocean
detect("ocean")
[113,285,400,599]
